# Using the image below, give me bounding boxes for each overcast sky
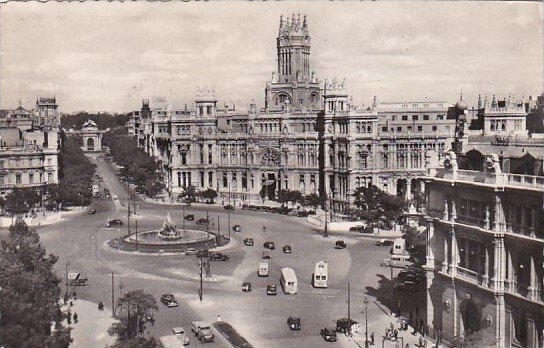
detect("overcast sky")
[1,1,542,113]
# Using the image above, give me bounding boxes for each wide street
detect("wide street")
[34,155,422,348]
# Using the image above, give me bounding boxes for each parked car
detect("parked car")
[88,208,97,215]
[224,204,235,210]
[209,252,229,261]
[282,245,292,253]
[397,274,424,285]
[185,248,198,256]
[196,218,209,225]
[242,282,252,292]
[320,327,338,342]
[161,294,179,307]
[263,241,275,250]
[267,284,277,295]
[232,224,241,232]
[184,214,195,221]
[334,240,347,249]
[68,273,88,286]
[262,251,271,259]
[191,321,214,343]
[244,238,254,246]
[349,225,372,233]
[106,219,123,227]
[172,327,190,346]
[375,239,394,246]
[394,280,421,292]
[287,316,301,330]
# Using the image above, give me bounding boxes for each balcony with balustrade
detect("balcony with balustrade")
[431,168,544,192]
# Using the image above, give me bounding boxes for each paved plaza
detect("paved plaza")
[18,155,426,348]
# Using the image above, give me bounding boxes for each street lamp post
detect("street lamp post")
[363,297,369,348]
[65,261,70,298]
[228,209,231,239]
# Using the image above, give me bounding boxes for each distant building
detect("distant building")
[126,14,456,209]
[65,119,106,153]
[0,98,60,197]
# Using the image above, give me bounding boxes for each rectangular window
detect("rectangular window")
[423,115,429,120]
[16,174,21,185]
[208,144,213,164]
[392,115,397,121]
[418,126,423,131]
[437,115,444,120]
[407,126,412,131]
[402,115,408,121]
[397,126,402,132]
[432,126,437,131]
[381,126,387,132]
[412,115,418,121]
[29,173,34,184]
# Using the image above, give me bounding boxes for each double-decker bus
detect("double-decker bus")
[312,261,328,288]
[280,267,298,294]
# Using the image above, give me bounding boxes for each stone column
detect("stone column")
[526,317,538,348]
[483,245,490,287]
[494,194,504,232]
[406,179,413,201]
[450,199,457,222]
[443,198,450,221]
[493,237,506,293]
[442,234,449,273]
[426,219,435,268]
[484,205,491,230]
[528,255,538,301]
[450,228,459,276]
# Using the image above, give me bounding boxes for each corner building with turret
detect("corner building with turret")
[128,15,457,209]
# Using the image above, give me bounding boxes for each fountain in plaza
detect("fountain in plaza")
[157,213,184,240]
[109,213,226,253]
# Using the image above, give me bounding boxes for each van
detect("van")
[258,262,269,277]
[381,254,412,268]
[392,238,407,255]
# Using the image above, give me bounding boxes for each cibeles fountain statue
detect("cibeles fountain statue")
[157,213,184,240]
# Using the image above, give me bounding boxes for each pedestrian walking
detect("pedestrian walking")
[73,312,78,324]
[66,310,72,325]
[217,314,221,322]
[418,336,423,347]
[370,332,374,345]
[394,329,398,340]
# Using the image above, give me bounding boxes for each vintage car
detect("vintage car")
[282,245,292,253]
[320,327,338,342]
[242,282,252,292]
[287,316,301,330]
[334,240,347,249]
[232,224,242,232]
[266,284,277,295]
[244,238,254,246]
[68,273,88,286]
[263,241,275,250]
[161,294,179,308]
[336,317,359,334]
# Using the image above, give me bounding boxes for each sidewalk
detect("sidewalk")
[346,301,426,348]
[60,299,117,348]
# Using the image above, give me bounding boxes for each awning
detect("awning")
[262,180,275,186]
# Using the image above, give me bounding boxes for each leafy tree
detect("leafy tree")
[103,127,164,198]
[303,193,321,208]
[403,225,426,266]
[58,133,95,207]
[108,290,158,342]
[61,112,130,131]
[201,188,218,203]
[4,187,41,215]
[182,186,197,202]
[0,219,72,347]
[353,185,406,228]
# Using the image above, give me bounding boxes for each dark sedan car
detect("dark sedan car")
[209,252,229,261]
[266,284,277,295]
[263,241,275,250]
[320,327,337,342]
[184,214,195,221]
[244,238,254,246]
[287,317,301,330]
[106,219,123,227]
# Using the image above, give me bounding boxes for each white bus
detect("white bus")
[280,267,298,294]
[313,261,328,288]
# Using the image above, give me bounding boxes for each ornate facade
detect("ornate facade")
[0,98,60,197]
[424,148,544,347]
[128,15,457,209]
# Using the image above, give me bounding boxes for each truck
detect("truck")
[191,321,214,343]
[67,272,88,286]
[258,262,269,277]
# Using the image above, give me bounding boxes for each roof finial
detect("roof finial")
[303,15,307,28]
[459,92,463,101]
[280,15,283,28]
[477,94,482,109]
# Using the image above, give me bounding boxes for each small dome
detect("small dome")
[455,100,467,111]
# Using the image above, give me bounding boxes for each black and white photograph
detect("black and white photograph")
[0,1,543,348]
